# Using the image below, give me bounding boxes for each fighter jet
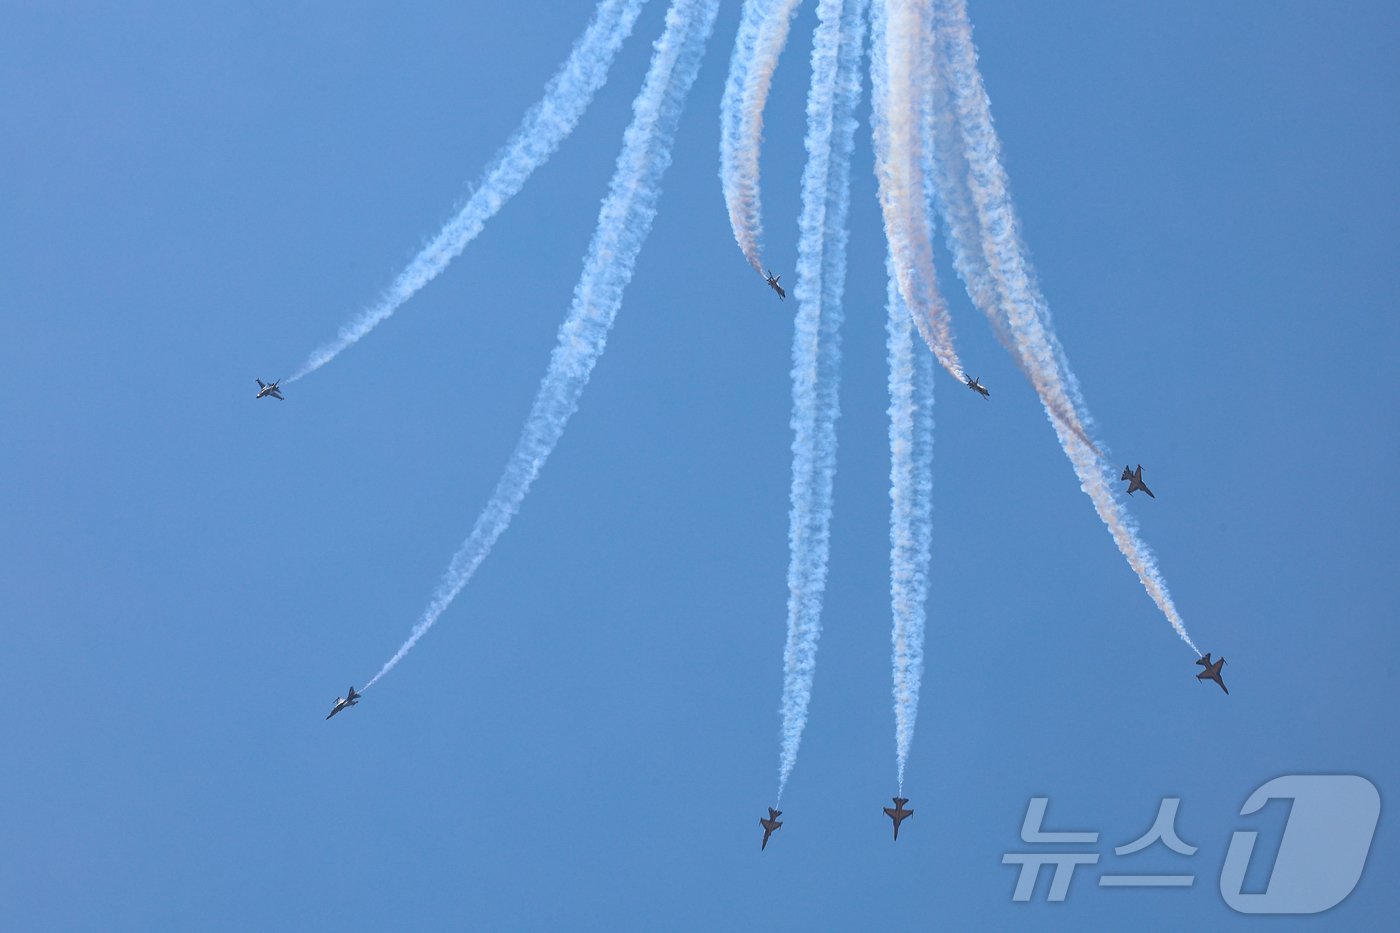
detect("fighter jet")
[325,686,360,719]
[883,797,913,841]
[965,375,990,399]
[1121,464,1155,498]
[255,378,285,400]
[764,270,786,301]
[759,807,783,850]
[1195,654,1228,694]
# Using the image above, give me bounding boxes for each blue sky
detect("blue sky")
[2,1,1397,929]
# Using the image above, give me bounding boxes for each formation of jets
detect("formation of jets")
[1195,654,1228,694]
[1121,464,1154,498]
[301,269,1226,849]
[757,797,914,849]
[764,269,785,300]
[255,378,285,400]
[325,686,360,719]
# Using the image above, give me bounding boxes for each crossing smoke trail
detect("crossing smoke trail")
[886,262,933,793]
[869,0,965,382]
[915,5,999,351]
[363,0,720,689]
[930,0,1200,653]
[286,0,649,384]
[776,0,867,802]
[720,0,805,274]
[915,0,1097,453]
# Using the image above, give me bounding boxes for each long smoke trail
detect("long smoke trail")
[719,0,805,274]
[869,0,965,381]
[286,0,649,383]
[775,0,867,802]
[917,0,1096,453]
[931,0,1199,653]
[886,261,934,793]
[915,7,997,348]
[364,0,720,689]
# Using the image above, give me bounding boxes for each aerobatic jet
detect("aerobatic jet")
[883,797,913,841]
[1195,654,1228,694]
[764,270,786,300]
[964,375,990,399]
[1121,464,1155,498]
[759,807,783,850]
[325,686,361,719]
[255,378,285,400]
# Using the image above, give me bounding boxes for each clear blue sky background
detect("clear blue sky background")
[3,1,1397,929]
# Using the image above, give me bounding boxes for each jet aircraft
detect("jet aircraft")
[1195,654,1228,694]
[256,378,285,400]
[883,797,913,840]
[326,686,361,719]
[759,807,783,850]
[764,270,785,300]
[1121,464,1155,498]
[965,375,990,399]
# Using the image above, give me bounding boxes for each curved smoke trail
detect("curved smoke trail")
[720,0,805,274]
[869,0,965,381]
[886,261,934,793]
[915,7,998,349]
[286,0,649,384]
[915,1,1096,453]
[931,0,1199,653]
[775,0,867,802]
[364,0,720,689]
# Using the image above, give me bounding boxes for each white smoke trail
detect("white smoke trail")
[286,0,649,383]
[775,0,867,802]
[719,0,805,274]
[364,0,720,689]
[931,0,1200,653]
[869,0,965,381]
[886,259,934,793]
[916,0,1096,453]
[915,6,998,347]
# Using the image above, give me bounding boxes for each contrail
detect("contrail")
[286,0,650,383]
[885,258,934,794]
[931,0,1200,653]
[720,0,805,274]
[363,0,720,690]
[776,0,867,802]
[869,0,965,381]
